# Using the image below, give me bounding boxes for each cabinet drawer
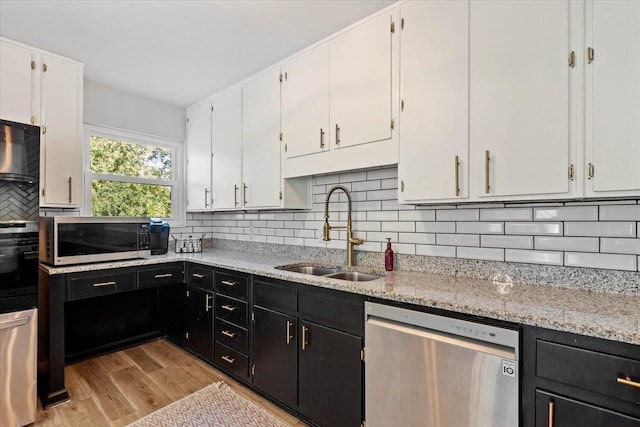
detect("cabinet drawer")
[299,291,363,336]
[214,270,249,300]
[537,340,640,405]
[67,271,134,300]
[215,294,248,327]
[215,318,248,354]
[253,278,297,312]
[535,390,640,427]
[186,264,214,290]
[215,342,249,381]
[138,264,184,288]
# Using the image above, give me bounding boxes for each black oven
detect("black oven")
[0,221,38,314]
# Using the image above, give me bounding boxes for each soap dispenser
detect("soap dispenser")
[385,238,394,271]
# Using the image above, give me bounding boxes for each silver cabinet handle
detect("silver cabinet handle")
[587,163,595,179]
[154,273,173,279]
[243,183,248,206]
[234,185,239,206]
[221,280,236,287]
[455,155,460,197]
[204,188,210,208]
[93,281,116,287]
[485,150,491,194]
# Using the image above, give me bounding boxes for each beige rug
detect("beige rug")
[127,381,294,427]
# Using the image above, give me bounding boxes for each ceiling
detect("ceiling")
[0,0,395,108]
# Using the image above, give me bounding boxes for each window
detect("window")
[84,125,183,225]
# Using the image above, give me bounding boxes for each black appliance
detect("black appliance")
[149,218,170,255]
[0,221,39,314]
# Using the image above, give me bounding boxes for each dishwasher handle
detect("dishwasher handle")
[0,315,31,330]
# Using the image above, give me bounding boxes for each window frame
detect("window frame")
[83,124,185,227]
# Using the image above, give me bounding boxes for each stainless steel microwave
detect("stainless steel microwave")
[39,217,151,266]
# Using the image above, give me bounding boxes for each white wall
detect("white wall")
[83,80,185,141]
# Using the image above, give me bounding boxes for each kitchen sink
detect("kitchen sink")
[275,263,384,282]
[325,271,384,282]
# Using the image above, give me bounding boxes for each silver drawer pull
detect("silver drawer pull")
[221,280,236,287]
[221,355,235,364]
[222,304,236,312]
[155,273,173,279]
[222,330,236,338]
[93,281,116,287]
[192,273,205,279]
[617,376,640,389]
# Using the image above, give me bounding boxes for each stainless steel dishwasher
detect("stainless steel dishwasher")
[365,302,519,427]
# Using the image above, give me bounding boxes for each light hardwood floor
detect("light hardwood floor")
[36,339,307,426]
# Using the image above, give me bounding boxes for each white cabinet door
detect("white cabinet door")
[282,44,330,159]
[470,0,574,200]
[585,0,640,196]
[330,12,393,149]
[398,0,469,203]
[242,68,281,208]
[40,54,82,207]
[211,87,242,210]
[186,101,212,211]
[0,41,37,126]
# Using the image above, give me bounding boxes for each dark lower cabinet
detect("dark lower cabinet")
[252,306,298,409]
[536,391,640,427]
[185,286,214,362]
[298,321,363,427]
[158,283,186,346]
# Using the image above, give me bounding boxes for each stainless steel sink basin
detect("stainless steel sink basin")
[325,271,384,282]
[276,264,340,276]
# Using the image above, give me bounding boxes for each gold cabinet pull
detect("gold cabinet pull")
[320,128,325,148]
[221,355,235,364]
[454,155,460,196]
[548,401,554,427]
[221,330,236,338]
[68,177,72,203]
[221,280,236,287]
[154,273,173,279]
[335,124,340,145]
[568,51,576,68]
[234,185,239,206]
[243,183,248,206]
[617,376,640,389]
[301,325,309,350]
[222,304,236,312]
[93,281,116,287]
[286,320,293,344]
[205,294,212,312]
[568,164,575,181]
[587,46,594,64]
[192,273,205,279]
[587,163,595,179]
[485,150,491,194]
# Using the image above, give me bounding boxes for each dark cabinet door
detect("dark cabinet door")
[185,286,214,362]
[158,283,186,347]
[536,390,640,427]
[252,306,298,409]
[299,320,363,427]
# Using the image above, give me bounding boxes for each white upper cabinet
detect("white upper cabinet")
[40,53,83,208]
[585,0,640,197]
[242,68,282,208]
[469,0,576,200]
[211,87,242,210]
[398,0,469,204]
[330,11,393,149]
[186,100,212,211]
[282,44,330,159]
[0,40,38,126]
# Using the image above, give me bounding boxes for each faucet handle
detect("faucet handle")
[323,222,331,241]
[350,237,364,245]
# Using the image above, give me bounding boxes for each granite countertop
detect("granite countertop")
[42,248,640,346]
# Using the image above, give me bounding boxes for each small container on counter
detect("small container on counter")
[385,237,394,271]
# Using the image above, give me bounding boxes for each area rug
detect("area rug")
[127,381,294,427]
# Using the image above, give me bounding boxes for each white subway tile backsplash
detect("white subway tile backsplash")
[416,221,456,233]
[382,200,414,210]
[315,174,340,185]
[534,206,598,221]
[480,208,532,221]
[295,229,315,238]
[437,234,480,247]
[505,249,563,265]
[599,205,640,221]
[367,231,398,243]
[398,210,436,221]
[481,235,533,249]
[436,209,480,221]
[456,222,504,234]
[505,222,563,235]
[565,252,637,271]
[391,243,416,255]
[366,167,397,180]
[284,237,304,246]
[339,171,367,183]
[382,221,415,232]
[367,211,398,221]
[457,247,504,261]
[416,244,456,258]
[351,180,381,192]
[534,236,600,252]
[353,221,381,232]
[564,222,636,237]
[601,238,640,255]
[380,178,397,190]
[398,233,436,245]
